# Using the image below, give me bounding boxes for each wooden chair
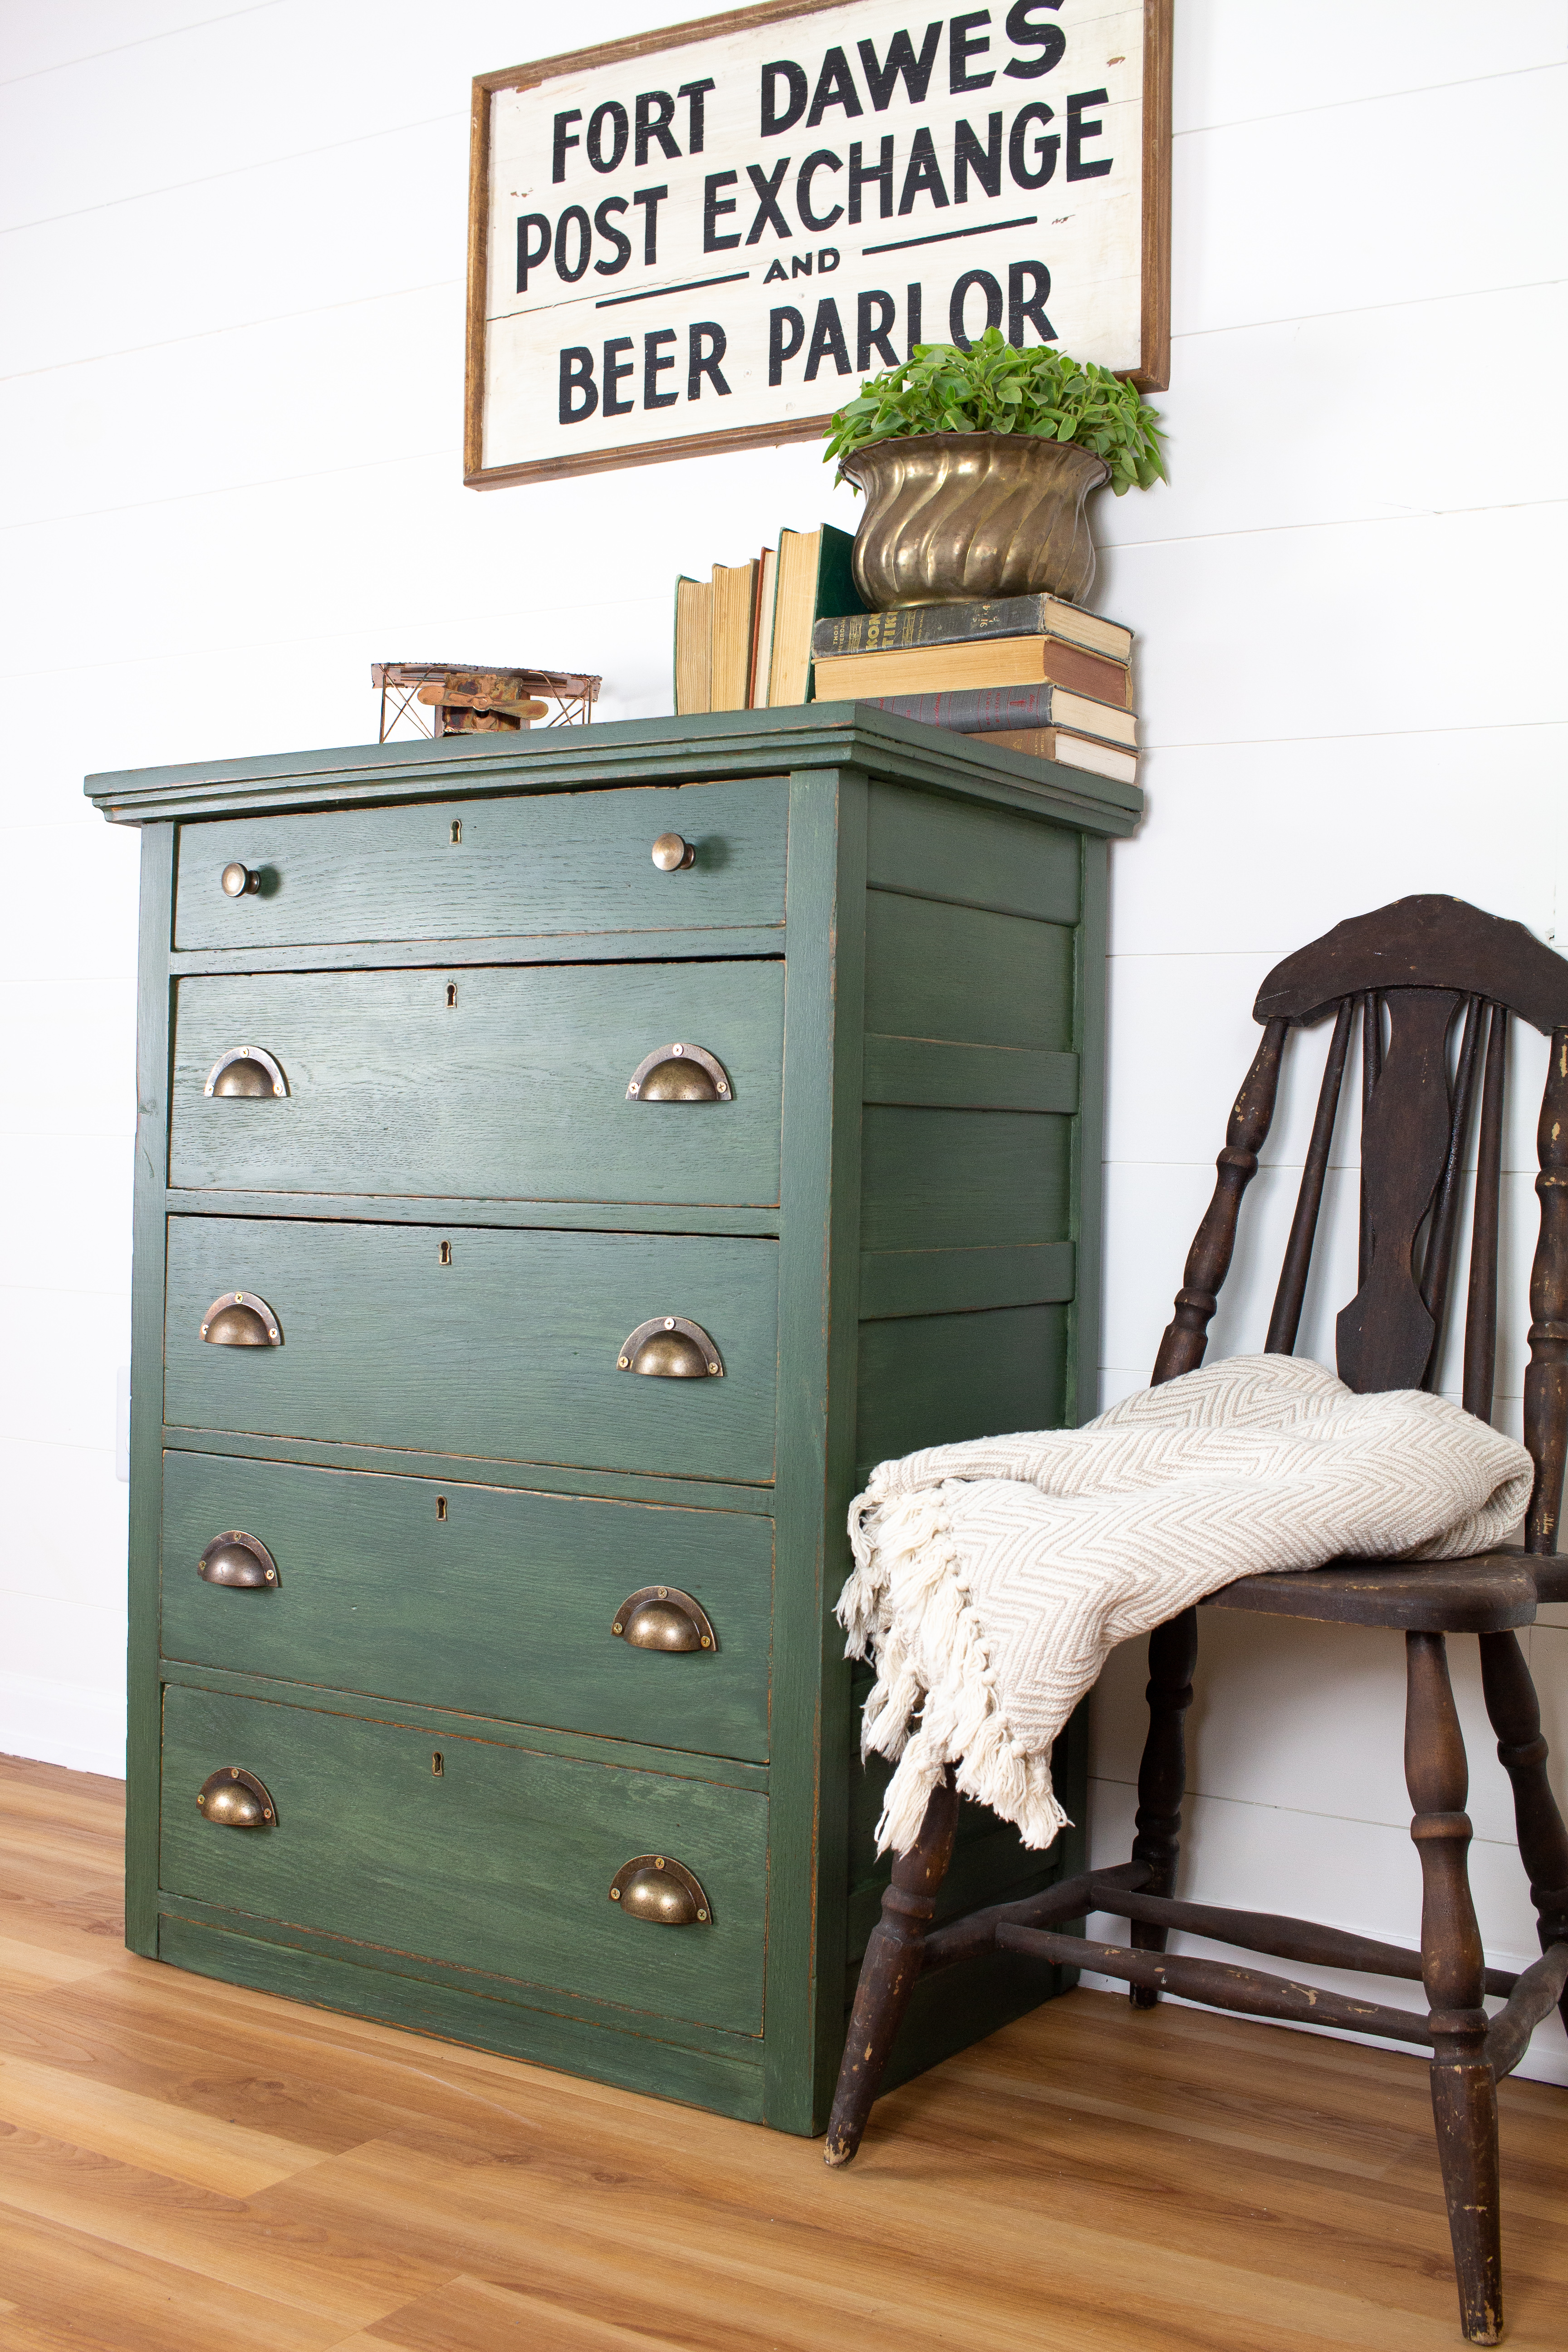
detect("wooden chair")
[826,896,1568,2346]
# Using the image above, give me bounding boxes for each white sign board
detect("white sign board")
[466,0,1169,485]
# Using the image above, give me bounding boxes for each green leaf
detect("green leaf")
[822,335,1167,493]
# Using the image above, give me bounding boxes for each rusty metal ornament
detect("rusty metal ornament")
[611,1587,715,1651]
[838,431,1111,610]
[200,1291,282,1345]
[616,1318,723,1377]
[196,1766,277,1826]
[625,1043,730,1102]
[205,1046,288,1098]
[608,1855,710,1924]
[198,1531,279,1588]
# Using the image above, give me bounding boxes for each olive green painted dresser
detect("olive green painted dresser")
[88,706,1139,2135]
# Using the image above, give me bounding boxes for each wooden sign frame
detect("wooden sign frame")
[466,0,1171,489]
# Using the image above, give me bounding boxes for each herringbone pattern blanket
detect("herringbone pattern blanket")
[838,1356,1534,1857]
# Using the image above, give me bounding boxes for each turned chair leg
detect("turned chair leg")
[1480,1628,1568,2031]
[1127,1608,1198,2009]
[824,1769,959,2166]
[1406,1630,1503,2346]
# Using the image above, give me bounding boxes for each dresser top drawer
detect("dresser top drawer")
[173,778,786,952]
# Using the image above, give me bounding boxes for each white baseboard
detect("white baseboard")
[0,1671,126,1780]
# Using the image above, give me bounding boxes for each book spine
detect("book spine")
[813,637,1131,707]
[866,687,1060,731]
[974,728,1138,783]
[811,594,1128,662]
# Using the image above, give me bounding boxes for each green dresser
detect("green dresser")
[88,706,1138,2133]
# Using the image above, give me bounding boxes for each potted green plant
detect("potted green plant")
[824,329,1167,610]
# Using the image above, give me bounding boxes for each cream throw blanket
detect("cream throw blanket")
[838,1355,1533,1858]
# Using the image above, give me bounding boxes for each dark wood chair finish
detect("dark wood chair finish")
[826,896,1568,2346]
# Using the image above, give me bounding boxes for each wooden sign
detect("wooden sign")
[466,0,1170,487]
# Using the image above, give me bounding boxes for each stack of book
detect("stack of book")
[674,524,861,714]
[810,593,1137,786]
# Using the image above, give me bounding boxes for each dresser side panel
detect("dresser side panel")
[847,785,1097,2063]
[1071,831,1110,1429]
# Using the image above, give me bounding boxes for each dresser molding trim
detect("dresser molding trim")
[161,1431,774,1513]
[87,707,1142,837]
[156,1663,772,1791]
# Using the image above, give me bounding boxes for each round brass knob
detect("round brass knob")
[220,862,260,897]
[651,832,696,872]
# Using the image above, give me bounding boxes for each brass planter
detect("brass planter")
[838,432,1110,610]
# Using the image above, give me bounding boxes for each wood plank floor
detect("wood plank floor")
[1,1752,1565,2351]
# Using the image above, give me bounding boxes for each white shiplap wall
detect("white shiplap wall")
[2,2,1565,2078]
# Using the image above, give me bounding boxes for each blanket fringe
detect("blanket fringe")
[842,1493,1071,1856]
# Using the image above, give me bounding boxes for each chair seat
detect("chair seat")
[1204,1543,1568,1632]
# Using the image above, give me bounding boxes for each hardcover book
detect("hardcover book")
[811,594,1132,666]
[813,635,1132,709]
[865,684,1137,749]
[974,727,1139,784]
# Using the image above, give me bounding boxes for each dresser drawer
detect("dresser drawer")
[164,1218,778,1482]
[173,781,786,951]
[161,1684,767,2034]
[162,1452,772,1760]
[169,960,783,1206]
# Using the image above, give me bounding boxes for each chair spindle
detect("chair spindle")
[1420,995,1485,1388]
[1524,1025,1568,1553]
[1462,1006,1508,1423]
[1357,992,1383,1288]
[1267,998,1353,1356]
[1152,1019,1288,1385]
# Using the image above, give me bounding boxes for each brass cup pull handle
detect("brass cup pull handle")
[612,1586,715,1651]
[199,1531,279,1588]
[617,1317,723,1377]
[651,831,696,872]
[205,1046,288,1098]
[201,1291,282,1346]
[626,1044,730,1102]
[609,1855,710,1925]
[197,1767,277,1827]
[220,862,261,897]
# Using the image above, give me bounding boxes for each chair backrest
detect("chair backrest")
[1153,896,1568,1554]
